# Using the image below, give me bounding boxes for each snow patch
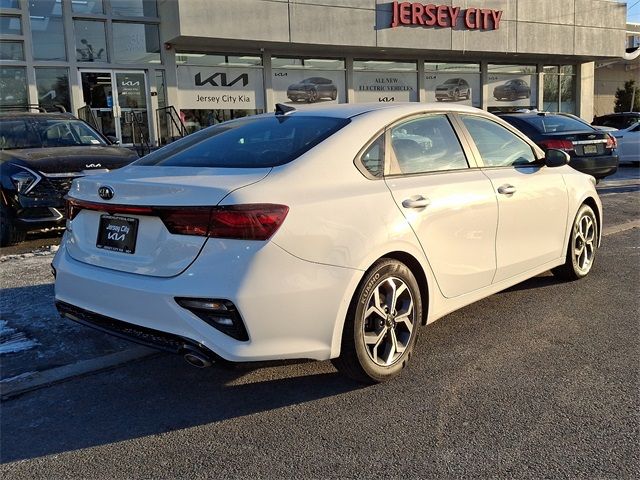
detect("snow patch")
[0,244,59,263]
[0,320,39,354]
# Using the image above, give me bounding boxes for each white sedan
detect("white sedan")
[53,103,602,383]
[611,122,640,164]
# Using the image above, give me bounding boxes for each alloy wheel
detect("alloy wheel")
[361,276,415,367]
[573,213,596,274]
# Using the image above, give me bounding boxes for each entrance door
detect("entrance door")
[80,70,149,146]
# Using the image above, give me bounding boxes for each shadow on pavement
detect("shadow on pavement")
[1,355,362,463]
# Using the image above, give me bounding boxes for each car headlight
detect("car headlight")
[10,165,41,194]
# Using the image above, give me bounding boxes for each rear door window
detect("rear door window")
[389,115,468,175]
[136,115,350,168]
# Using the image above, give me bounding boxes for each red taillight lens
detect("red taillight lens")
[207,204,289,241]
[539,139,574,151]
[65,198,289,241]
[605,134,617,149]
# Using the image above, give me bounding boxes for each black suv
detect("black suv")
[493,79,531,101]
[499,112,619,180]
[0,112,138,245]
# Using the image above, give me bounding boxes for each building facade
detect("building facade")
[0,0,631,147]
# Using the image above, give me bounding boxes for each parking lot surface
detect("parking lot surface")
[1,225,638,478]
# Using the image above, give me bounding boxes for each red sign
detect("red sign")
[390,2,503,30]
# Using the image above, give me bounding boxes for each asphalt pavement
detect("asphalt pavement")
[1,211,638,478]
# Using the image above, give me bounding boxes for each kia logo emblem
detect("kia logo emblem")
[98,186,114,200]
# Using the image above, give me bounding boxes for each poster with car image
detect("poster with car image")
[487,75,537,107]
[272,70,345,107]
[353,72,418,103]
[424,73,480,107]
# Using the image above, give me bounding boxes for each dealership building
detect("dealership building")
[0,0,636,147]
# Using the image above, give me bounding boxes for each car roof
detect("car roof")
[269,102,484,119]
[596,112,640,117]
[0,112,76,120]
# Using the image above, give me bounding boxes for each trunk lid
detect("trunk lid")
[543,131,611,157]
[65,165,271,277]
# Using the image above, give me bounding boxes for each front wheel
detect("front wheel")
[0,203,26,247]
[332,259,422,384]
[552,204,598,281]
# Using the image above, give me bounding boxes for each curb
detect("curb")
[0,346,159,400]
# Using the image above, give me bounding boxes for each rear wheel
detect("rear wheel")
[332,259,422,384]
[0,204,26,247]
[552,204,598,281]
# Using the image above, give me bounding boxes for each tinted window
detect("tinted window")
[461,115,536,167]
[360,134,384,178]
[596,115,640,129]
[136,116,350,168]
[0,119,105,149]
[390,115,468,175]
[519,115,592,133]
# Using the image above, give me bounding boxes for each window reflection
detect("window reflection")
[0,66,28,107]
[0,15,22,35]
[112,22,160,63]
[74,20,107,62]
[111,0,157,17]
[0,41,24,61]
[71,0,104,14]
[36,67,71,112]
[29,0,66,61]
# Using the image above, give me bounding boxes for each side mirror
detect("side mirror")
[106,135,120,145]
[545,148,570,167]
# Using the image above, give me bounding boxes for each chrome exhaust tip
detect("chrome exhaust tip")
[182,348,213,368]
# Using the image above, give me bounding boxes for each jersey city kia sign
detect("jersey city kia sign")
[391,1,503,30]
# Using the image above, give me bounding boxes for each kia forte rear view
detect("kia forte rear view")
[54,103,602,383]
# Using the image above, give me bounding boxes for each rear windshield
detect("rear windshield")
[518,115,594,134]
[136,115,350,168]
[594,115,639,129]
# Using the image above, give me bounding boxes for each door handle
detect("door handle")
[497,184,516,195]
[402,196,431,209]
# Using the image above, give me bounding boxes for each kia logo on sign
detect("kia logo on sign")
[194,72,249,87]
[98,186,114,200]
[121,81,140,86]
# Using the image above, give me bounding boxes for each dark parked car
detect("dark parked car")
[499,112,618,180]
[493,79,531,101]
[286,77,338,103]
[0,112,138,245]
[435,78,471,102]
[592,112,640,130]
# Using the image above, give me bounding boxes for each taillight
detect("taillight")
[65,198,289,241]
[207,205,289,241]
[605,134,617,149]
[539,139,574,151]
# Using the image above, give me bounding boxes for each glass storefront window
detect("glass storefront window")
[353,60,418,103]
[112,22,160,63]
[353,60,417,71]
[487,64,538,112]
[111,0,157,17]
[71,0,104,14]
[0,66,27,107]
[29,0,66,61]
[424,62,481,107]
[74,20,108,62]
[272,57,345,106]
[0,15,22,35]
[272,57,344,70]
[0,0,19,9]
[35,67,71,112]
[425,62,480,73]
[179,109,264,135]
[175,53,262,67]
[543,65,576,114]
[0,41,24,60]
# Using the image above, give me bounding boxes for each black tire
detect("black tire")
[552,204,598,281]
[330,90,337,100]
[332,258,422,384]
[0,204,26,247]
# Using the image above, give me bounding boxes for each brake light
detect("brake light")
[605,134,617,149]
[539,139,574,151]
[65,198,289,241]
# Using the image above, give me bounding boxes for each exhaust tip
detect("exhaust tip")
[183,351,213,368]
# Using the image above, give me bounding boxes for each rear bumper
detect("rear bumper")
[53,238,361,362]
[570,154,619,179]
